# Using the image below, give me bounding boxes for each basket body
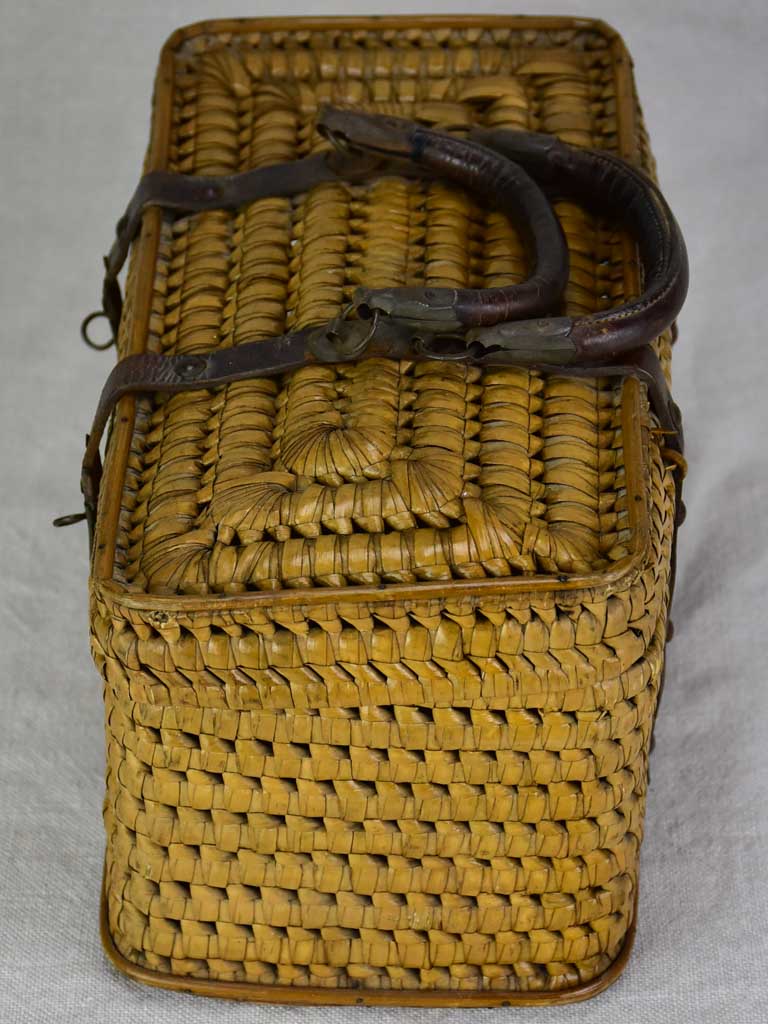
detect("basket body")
[89,15,677,1005]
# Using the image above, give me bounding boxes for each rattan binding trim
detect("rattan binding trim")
[100,867,637,1006]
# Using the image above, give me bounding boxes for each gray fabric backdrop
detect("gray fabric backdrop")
[2,1,767,1021]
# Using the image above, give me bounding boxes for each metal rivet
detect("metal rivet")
[176,356,206,381]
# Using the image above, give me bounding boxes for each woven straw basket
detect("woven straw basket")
[88,14,681,1006]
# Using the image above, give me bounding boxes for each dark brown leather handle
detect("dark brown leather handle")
[84,110,688,363]
[316,110,688,357]
[319,108,570,331]
[469,126,689,359]
[83,127,572,347]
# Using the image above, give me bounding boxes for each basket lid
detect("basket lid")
[97,17,662,599]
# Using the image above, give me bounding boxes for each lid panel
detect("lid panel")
[111,21,644,595]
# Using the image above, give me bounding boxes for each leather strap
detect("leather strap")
[81,128,572,348]
[82,152,377,345]
[73,314,682,550]
[78,316,414,524]
[86,110,687,357]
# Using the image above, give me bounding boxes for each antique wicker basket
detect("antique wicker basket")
[84,14,684,1005]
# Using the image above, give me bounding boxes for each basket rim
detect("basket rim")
[158,13,629,61]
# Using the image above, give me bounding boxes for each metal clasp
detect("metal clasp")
[306,304,382,362]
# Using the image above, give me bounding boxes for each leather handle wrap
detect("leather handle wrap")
[470,127,689,358]
[86,126,573,344]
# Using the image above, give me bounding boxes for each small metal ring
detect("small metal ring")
[324,308,381,360]
[81,310,116,351]
[357,307,380,348]
[660,448,688,478]
[337,301,358,323]
[413,334,477,362]
[340,307,380,357]
[52,512,87,528]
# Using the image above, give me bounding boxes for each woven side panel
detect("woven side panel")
[93,433,674,992]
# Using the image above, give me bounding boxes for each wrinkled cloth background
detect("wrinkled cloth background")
[1,2,767,1021]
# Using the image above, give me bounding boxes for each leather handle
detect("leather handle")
[82,123,574,348]
[470,126,689,359]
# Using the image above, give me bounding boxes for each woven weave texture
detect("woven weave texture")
[90,17,678,1000]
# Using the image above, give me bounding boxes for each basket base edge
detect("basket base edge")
[99,865,637,1007]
